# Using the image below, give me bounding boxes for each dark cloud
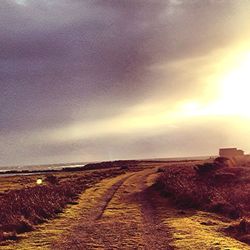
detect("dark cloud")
[1,0,250,165]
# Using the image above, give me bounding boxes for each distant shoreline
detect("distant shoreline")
[0,156,212,177]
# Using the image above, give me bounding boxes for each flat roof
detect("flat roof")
[219,148,237,150]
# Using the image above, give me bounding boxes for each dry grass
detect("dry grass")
[0,160,158,243]
[0,168,125,242]
[156,160,250,244]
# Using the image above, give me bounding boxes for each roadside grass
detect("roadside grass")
[0,168,125,242]
[156,160,250,244]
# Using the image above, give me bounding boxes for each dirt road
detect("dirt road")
[2,167,249,250]
[51,168,172,249]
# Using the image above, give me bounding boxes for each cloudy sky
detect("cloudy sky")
[1,0,250,166]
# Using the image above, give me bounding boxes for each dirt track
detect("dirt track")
[2,167,250,250]
[52,168,173,249]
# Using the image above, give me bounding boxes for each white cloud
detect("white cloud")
[15,0,27,5]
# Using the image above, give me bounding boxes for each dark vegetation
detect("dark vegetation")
[0,167,126,242]
[225,219,250,244]
[156,158,250,244]
[62,160,140,172]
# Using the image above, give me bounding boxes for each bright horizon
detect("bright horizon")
[1,1,250,166]
[1,155,215,169]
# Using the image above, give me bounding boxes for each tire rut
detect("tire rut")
[95,174,134,221]
[1,173,132,250]
[55,168,172,250]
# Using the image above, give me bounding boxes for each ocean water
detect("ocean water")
[0,162,90,174]
[0,155,212,175]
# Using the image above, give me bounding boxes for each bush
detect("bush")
[45,174,59,185]
[194,162,218,174]
[194,157,230,176]
[156,164,250,218]
[225,219,250,244]
[214,157,230,165]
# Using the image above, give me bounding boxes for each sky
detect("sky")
[1,0,250,166]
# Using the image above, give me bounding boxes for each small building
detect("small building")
[219,148,244,158]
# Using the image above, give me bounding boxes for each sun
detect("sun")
[179,51,250,119]
[214,51,250,117]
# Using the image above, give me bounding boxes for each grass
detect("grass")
[0,168,125,242]
[156,159,250,244]
[0,160,160,243]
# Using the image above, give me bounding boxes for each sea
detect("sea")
[0,162,90,176]
[0,155,213,177]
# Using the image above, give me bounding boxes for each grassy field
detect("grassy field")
[156,158,250,244]
[2,158,248,246]
[0,160,163,243]
[0,166,128,242]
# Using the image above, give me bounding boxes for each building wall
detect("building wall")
[219,148,244,158]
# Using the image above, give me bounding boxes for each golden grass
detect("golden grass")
[0,168,126,243]
[156,161,250,245]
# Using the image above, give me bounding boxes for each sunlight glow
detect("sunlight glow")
[179,50,250,118]
[215,51,250,117]
[36,179,43,185]
[35,49,250,145]
[181,101,201,116]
